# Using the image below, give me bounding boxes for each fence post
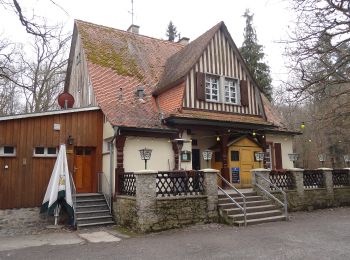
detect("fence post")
[133,170,158,232]
[288,168,304,198]
[250,168,271,195]
[202,169,219,222]
[318,168,334,195]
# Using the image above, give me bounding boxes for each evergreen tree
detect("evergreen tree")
[166,21,177,42]
[240,9,273,101]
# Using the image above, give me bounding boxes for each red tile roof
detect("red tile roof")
[76,20,183,128]
[74,20,293,132]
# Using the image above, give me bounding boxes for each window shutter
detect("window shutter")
[274,143,283,170]
[196,72,205,101]
[240,80,249,106]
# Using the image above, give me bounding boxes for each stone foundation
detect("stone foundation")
[114,169,219,233]
[113,196,137,228]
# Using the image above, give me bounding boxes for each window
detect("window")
[205,75,219,102]
[265,145,273,169]
[231,151,239,161]
[224,78,239,104]
[215,151,222,162]
[33,147,57,157]
[0,146,16,157]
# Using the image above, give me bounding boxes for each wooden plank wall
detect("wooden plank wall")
[183,29,260,115]
[0,110,103,209]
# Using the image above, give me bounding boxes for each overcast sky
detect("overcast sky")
[0,0,295,89]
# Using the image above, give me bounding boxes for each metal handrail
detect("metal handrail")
[254,172,288,220]
[68,172,77,228]
[217,173,247,227]
[98,172,112,213]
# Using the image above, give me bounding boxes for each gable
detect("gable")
[183,27,264,116]
[228,136,261,148]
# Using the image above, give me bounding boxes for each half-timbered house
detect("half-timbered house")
[65,20,298,191]
[0,20,298,210]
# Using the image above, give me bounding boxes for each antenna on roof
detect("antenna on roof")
[130,0,134,25]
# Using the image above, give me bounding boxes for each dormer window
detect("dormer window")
[205,75,219,102]
[136,86,145,99]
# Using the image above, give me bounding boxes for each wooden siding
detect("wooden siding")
[66,30,97,108]
[0,110,103,209]
[183,29,260,115]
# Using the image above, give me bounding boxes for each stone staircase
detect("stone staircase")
[218,191,286,226]
[75,193,114,228]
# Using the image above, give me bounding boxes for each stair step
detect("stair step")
[77,221,115,228]
[76,210,111,218]
[77,215,112,221]
[218,200,271,209]
[234,215,287,226]
[76,209,109,214]
[75,193,101,197]
[218,192,257,199]
[218,195,264,204]
[222,204,278,215]
[76,198,106,203]
[228,210,283,221]
[77,200,107,206]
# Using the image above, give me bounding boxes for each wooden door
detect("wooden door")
[74,147,94,193]
[228,137,262,189]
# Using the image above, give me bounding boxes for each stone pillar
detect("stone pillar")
[250,168,271,196]
[202,169,219,222]
[134,170,158,232]
[287,168,304,198]
[317,168,334,195]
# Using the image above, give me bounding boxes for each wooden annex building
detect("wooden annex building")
[0,107,103,209]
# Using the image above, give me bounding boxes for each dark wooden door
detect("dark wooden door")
[192,149,200,170]
[74,147,94,193]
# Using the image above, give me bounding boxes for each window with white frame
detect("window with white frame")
[205,75,220,102]
[33,146,57,157]
[0,146,16,157]
[224,78,239,104]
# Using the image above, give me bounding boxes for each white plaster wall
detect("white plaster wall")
[180,132,192,170]
[190,130,217,169]
[124,136,175,172]
[102,120,116,193]
[266,134,294,169]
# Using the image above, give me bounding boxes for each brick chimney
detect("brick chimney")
[177,37,190,45]
[127,24,140,34]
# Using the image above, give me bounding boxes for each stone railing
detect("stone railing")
[114,169,219,232]
[252,168,350,211]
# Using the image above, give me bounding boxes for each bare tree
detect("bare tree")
[285,0,350,99]
[0,0,68,41]
[15,26,70,112]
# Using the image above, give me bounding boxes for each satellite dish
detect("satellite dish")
[58,92,75,109]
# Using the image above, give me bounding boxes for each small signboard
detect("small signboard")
[231,167,240,183]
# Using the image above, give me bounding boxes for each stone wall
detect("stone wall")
[153,196,208,231]
[113,196,137,228]
[114,169,219,233]
[252,168,350,212]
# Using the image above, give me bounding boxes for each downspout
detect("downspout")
[109,126,119,212]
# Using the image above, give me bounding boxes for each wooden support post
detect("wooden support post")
[220,135,230,188]
[115,136,126,196]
